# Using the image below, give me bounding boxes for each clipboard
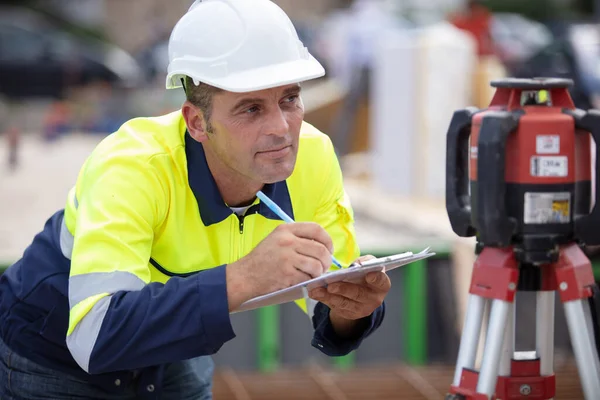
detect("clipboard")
[231,247,435,313]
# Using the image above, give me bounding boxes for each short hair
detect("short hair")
[184,76,222,125]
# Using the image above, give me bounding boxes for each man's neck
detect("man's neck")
[217,178,262,207]
[203,147,262,207]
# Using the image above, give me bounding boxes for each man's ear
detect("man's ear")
[182,101,209,143]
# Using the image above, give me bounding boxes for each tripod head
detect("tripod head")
[446,77,600,265]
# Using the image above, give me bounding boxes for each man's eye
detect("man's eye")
[285,95,298,103]
[245,106,259,114]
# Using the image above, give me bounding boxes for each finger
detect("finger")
[365,271,391,292]
[292,253,325,279]
[286,222,334,254]
[309,290,362,320]
[309,287,327,299]
[355,254,376,265]
[327,282,370,303]
[319,292,362,314]
[287,269,314,286]
[296,237,332,273]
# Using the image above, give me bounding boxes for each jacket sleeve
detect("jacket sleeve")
[65,151,235,375]
[311,301,385,356]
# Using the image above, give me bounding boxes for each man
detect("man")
[0,0,389,399]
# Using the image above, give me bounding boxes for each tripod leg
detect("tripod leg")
[555,243,600,399]
[536,291,555,377]
[583,294,600,375]
[447,247,519,400]
[564,299,600,398]
[498,301,515,376]
[452,294,487,386]
[477,299,511,397]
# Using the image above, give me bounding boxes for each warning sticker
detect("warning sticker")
[536,135,560,154]
[530,156,568,177]
[524,192,571,224]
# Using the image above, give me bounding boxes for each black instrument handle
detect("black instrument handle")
[476,111,520,247]
[445,107,478,237]
[570,109,600,245]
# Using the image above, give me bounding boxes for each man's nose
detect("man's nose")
[267,108,290,137]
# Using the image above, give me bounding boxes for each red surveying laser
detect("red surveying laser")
[444,77,600,399]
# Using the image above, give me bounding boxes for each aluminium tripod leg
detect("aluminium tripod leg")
[536,291,555,378]
[447,247,519,400]
[563,299,600,398]
[556,243,600,399]
[452,294,487,387]
[476,298,512,397]
[498,300,515,377]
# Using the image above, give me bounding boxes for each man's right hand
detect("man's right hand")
[226,222,334,311]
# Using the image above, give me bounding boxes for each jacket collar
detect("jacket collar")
[185,132,294,226]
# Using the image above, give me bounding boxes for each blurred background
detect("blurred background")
[2,0,600,398]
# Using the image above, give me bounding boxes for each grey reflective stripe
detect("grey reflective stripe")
[69,271,146,309]
[59,216,74,260]
[66,296,111,373]
[59,192,78,259]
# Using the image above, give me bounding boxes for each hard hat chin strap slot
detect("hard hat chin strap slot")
[180,76,203,97]
[181,78,188,97]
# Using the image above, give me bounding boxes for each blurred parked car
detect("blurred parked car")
[0,6,143,100]
[136,36,169,84]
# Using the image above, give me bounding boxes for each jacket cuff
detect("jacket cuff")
[311,301,386,357]
[196,265,236,352]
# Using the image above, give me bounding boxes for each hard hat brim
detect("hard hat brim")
[166,55,325,92]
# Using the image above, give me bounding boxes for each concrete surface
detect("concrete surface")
[0,133,103,263]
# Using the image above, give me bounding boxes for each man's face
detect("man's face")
[202,84,304,184]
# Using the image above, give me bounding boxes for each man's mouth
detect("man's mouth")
[257,145,292,158]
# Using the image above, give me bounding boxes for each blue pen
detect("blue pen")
[256,190,343,269]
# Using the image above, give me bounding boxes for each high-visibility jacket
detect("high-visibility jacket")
[0,111,385,398]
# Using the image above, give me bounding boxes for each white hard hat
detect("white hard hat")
[166,0,325,92]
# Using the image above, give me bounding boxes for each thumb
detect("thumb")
[355,254,376,265]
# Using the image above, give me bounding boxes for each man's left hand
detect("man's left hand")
[308,255,391,321]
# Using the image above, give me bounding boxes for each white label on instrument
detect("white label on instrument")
[536,135,560,154]
[530,156,568,177]
[524,192,571,224]
[470,146,478,159]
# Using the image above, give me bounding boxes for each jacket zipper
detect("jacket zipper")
[238,214,245,259]
[231,213,245,263]
[237,214,245,234]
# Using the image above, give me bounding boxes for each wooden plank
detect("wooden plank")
[213,363,585,399]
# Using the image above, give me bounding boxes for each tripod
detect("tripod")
[446,243,600,399]
[444,77,600,399]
